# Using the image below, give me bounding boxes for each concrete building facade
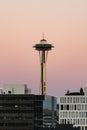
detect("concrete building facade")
[59,88,87,130]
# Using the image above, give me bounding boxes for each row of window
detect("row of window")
[0,96,34,100]
[0,103,33,107]
[0,110,33,113]
[60,104,87,110]
[0,116,33,120]
[60,118,87,125]
[60,97,87,103]
[0,95,44,100]
[60,112,87,118]
[0,123,33,126]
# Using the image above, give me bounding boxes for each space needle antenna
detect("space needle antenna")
[42,32,45,39]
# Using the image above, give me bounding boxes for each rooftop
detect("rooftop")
[65,88,84,96]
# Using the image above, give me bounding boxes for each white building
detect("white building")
[59,88,87,130]
[0,84,31,94]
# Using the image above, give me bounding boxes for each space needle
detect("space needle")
[33,35,54,95]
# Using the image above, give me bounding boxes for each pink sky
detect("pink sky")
[0,0,87,99]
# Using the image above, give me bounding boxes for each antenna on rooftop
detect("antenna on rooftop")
[42,32,45,39]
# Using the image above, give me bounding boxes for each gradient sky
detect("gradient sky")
[0,0,87,100]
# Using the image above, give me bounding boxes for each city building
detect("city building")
[59,88,87,130]
[0,84,57,130]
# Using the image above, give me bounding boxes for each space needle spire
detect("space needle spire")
[33,36,54,95]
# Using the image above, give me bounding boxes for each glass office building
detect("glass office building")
[34,95,57,129]
[0,92,57,130]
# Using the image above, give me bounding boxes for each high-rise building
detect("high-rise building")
[59,88,87,130]
[0,84,57,130]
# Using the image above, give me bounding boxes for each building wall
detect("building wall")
[0,94,34,130]
[3,84,31,94]
[59,95,87,130]
[0,93,57,130]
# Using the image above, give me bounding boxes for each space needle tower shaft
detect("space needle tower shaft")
[33,37,54,95]
[39,49,48,95]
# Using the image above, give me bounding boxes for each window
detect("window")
[69,112,71,118]
[82,119,85,125]
[82,127,84,130]
[77,104,81,110]
[60,112,62,118]
[79,112,81,117]
[72,112,75,118]
[69,97,72,103]
[60,97,64,103]
[85,104,87,110]
[63,105,67,110]
[69,105,74,110]
[83,97,85,103]
[63,112,67,118]
[82,104,84,110]
[64,97,66,103]
[73,97,75,103]
[60,119,64,124]
[73,119,75,124]
[86,119,87,125]
[76,112,78,118]
[66,97,72,103]
[80,97,83,103]
[76,97,79,103]
[79,112,84,118]
[84,112,86,118]
[67,105,69,110]
[61,105,63,110]
[67,119,72,124]
[82,112,84,118]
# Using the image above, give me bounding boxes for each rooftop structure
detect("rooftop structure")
[0,84,31,94]
[33,38,54,95]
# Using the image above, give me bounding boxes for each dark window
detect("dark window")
[61,105,63,110]
[67,105,69,110]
